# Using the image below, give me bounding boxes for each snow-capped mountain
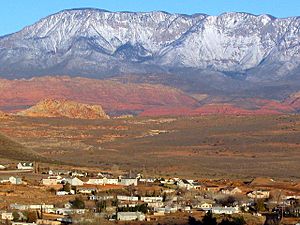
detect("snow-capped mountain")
[0,8,299,81]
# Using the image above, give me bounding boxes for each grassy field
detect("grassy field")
[0,115,299,179]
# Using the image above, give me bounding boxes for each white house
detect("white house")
[9,176,22,185]
[55,208,85,216]
[195,201,214,211]
[1,212,13,220]
[56,191,70,196]
[86,177,119,186]
[212,206,240,215]
[65,177,84,186]
[119,178,138,186]
[117,212,145,221]
[247,190,270,199]
[17,162,34,170]
[177,179,194,190]
[88,195,114,201]
[0,164,6,170]
[141,196,163,203]
[148,202,164,208]
[86,178,104,185]
[117,195,139,202]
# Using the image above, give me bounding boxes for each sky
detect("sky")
[0,0,299,36]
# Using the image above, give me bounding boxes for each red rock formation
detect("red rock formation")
[17,99,109,119]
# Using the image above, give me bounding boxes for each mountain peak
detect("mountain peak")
[0,9,299,81]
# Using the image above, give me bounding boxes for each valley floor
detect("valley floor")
[0,115,299,179]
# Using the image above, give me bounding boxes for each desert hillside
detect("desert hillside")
[0,76,198,115]
[17,99,109,119]
[0,133,42,161]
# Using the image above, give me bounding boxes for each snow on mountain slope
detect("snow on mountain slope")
[0,8,299,80]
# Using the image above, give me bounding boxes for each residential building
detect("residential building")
[117,195,139,202]
[65,177,84,186]
[141,197,163,203]
[220,187,242,195]
[247,190,270,199]
[17,162,34,170]
[1,212,13,220]
[9,176,22,185]
[212,206,240,215]
[117,212,145,221]
[119,178,138,186]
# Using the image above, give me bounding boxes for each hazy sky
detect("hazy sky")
[0,0,299,36]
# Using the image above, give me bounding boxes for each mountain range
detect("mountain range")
[0,8,299,80]
[0,8,299,115]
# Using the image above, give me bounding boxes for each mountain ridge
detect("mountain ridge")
[0,8,299,83]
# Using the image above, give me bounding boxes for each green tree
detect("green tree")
[96,200,107,213]
[202,211,217,225]
[62,183,71,192]
[232,216,246,225]
[72,197,85,209]
[255,199,266,212]
[12,211,20,222]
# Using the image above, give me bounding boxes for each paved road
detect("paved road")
[0,169,33,174]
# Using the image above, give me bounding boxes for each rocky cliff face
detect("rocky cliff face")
[17,99,109,119]
[0,8,299,81]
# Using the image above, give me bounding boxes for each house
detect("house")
[117,195,139,202]
[70,171,86,177]
[17,162,34,170]
[220,187,242,195]
[194,201,214,211]
[106,178,119,185]
[212,206,240,215]
[141,197,163,203]
[148,202,164,208]
[56,191,70,196]
[65,177,84,186]
[117,212,145,221]
[55,208,85,216]
[77,188,96,194]
[119,178,137,186]
[177,179,194,190]
[9,176,22,185]
[86,178,104,185]
[88,195,114,201]
[86,177,119,185]
[0,164,6,170]
[10,204,54,211]
[139,178,156,183]
[1,212,13,220]
[0,176,22,185]
[247,190,270,199]
[154,206,178,214]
